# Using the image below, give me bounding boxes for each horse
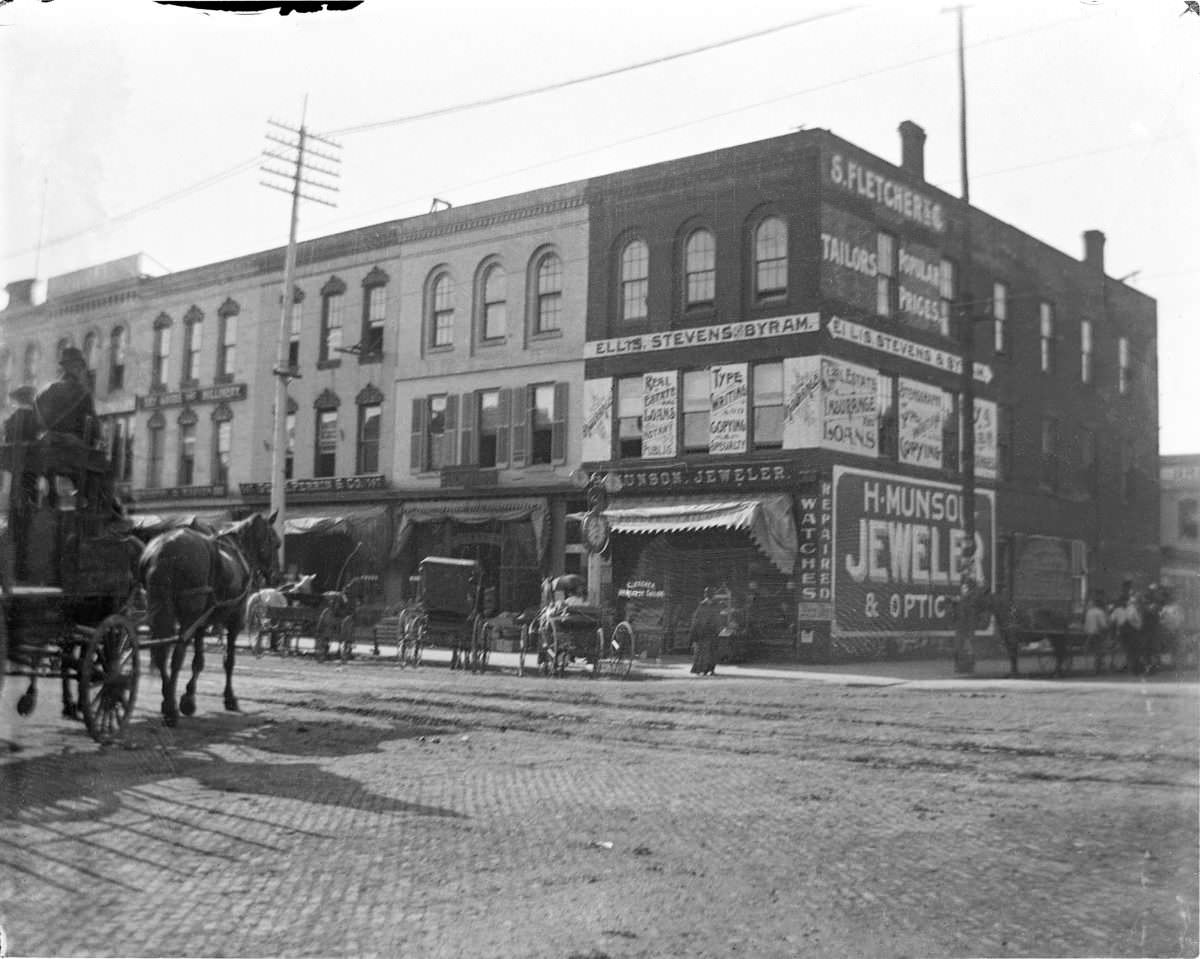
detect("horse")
[138,511,280,726]
[244,573,316,655]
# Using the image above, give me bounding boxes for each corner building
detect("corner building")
[580,122,1159,661]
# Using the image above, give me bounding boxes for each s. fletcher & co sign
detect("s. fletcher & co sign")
[613,460,814,494]
[138,383,248,410]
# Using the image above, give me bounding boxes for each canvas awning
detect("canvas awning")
[599,494,798,575]
[283,505,392,565]
[391,497,548,560]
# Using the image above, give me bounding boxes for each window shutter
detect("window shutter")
[410,398,425,472]
[460,391,478,465]
[443,394,459,467]
[551,381,569,464]
[496,387,512,467]
[510,386,528,467]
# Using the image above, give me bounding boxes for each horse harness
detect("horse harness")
[175,529,256,633]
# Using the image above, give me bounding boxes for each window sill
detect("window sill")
[477,337,507,349]
[214,373,234,385]
[428,344,454,355]
[317,359,342,371]
[530,329,563,342]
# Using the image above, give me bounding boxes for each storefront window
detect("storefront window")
[682,370,710,452]
[618,376,644,458]
[752,362,783,448]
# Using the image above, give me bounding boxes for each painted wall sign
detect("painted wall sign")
[641,370,678,459]
[896,240,949,336]
[796,479,834,606]
[821,357,878,457]
[820,205,880,309]
[827,316,993,384]
[582,377,613,462]
[585,314,819,359]
[973,398,998,481]
[618,579,666,600]
[897,377,943,469]
[137,382,248,410]
[826,152,947,233]
[613,459,813,493]
[239,473,387,496]
[708,363,748,455]
[832,466,994,636]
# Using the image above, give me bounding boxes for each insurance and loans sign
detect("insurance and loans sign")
[832,466,994,636]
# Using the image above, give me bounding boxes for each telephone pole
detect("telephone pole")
[260,102,342,571]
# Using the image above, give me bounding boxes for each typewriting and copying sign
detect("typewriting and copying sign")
[584,314,819,359]
[826,152,947,233]
[708,364,748,455]
[827,316,993,384]
[832,466,994,636]
[898,377,943,469]
[582,378,614,462]
[138,382,248,410]
[973,398,998,481]
[641,371,678,459]
[821,358,878,457]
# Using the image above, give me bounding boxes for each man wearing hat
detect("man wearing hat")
[4,384,43,580]
[36,346,98,509]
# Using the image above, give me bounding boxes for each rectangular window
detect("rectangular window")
[941,391,959,472]
[106,413,135,485]
[1080,319,1093,384]
[939,258,956,337]
[998,404,1014,481]
[109,328,127,391]
[315,409,337,477]
[427,395,448,470]
[153,327,171,388]
[877,374,898,459]
[218,314,237,380]
[213,420,232,487]
[535,255,563,333]
[285,412,296,480]
[529,384,555,465]
[876,232,896,317]
[288,301,302,369]
[321,293,343,362]
[357,403,381,474]
[178,424,196,486]
[363,286,386,356]
[752,362,783,449]
[1039,301,1056,374]
[183,321,202,384]
[478,390,502,468]
[992,282,1008,354]
[1041,416,1059,490]
[1079,427,1097,498]
[432,280,454,347]
[682,370,710,453]
[617,376,644,459]
[1118,336,1130,394]
[147,428,164,488]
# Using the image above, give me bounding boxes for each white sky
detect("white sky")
[2,0,1196,453]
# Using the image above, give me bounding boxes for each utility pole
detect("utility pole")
[947,3,976,674]
[260,102,342,571]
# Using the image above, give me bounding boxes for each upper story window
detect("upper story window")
[360,267,389,359]
[357,402,381,474]
[152,314,172,389]
[315,408,338,478]
[22,343,40,386]
[1039,301,1056,374]
[217,298,239,382]
[1179,497,1199,541]
[82,332,99,392]
[620,240,649,322]
[754,217,787,301]
[319,276,346,363]
[430,271,455,348]
[684,229,715,307]
[477,389,503,468]
[998,404,1014,481]
[938,258,956,338]
[0,349,10,402]
[617,375,644,458]
[285,408,296,480]
[529,384,556,465]
[106,412,135,485]
[147,414,165,488]
[415,394,452,472]
[876,232,897,317]
[481,263,507,341]
[212,404,233,487]
[1118,336,1130,394]
[182,307,203,385]
[992,282,1008,354]
[1080,319,1093,384]
[682,370,710,452]
[177,410,198,486]
[288,288,304,369]
[533,252,563,334]
[108,326,127,392]
[752,362,783,449]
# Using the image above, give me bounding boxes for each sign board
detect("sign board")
[826,316,992,384]
[137,382,248,410]
[140,484,227,500]
[641,370,678,459]
[782,355,822,449]
[825,150,947,233]
[585,314,819,359]
[973,398,998,481]
[897,377,943,469]
[821,357,878,457]
[240,474,387,496]
[581,377,614,462]
[618,579,666,600]
[613,459,814,494]
[832,466,994,636]
[708,363,748,455]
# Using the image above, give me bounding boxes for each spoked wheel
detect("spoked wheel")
[315,609,335,661]
[338,615,355,663]
[78,615,140,745]
[603,621,636,679]
[246,601,266,657]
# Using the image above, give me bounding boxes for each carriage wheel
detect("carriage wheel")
[604,621,636,679]
[246,602,266,658]
[315,609,335,661]
[338,615,356,663]
[78,615,139,745]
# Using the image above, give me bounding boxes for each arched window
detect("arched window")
[319,276,346,364]
[177,407,198,486]
[754,217,788,301]
[109,326,127,391]
[356,383,384,475]
[56,337,73,364]
[360,267,389,359]
[212,403,234,487]
[430,271,455,348]
[217,298,239,381]
[152,314,173,389]
[620,239,648,322]
[684,229,715,306]
[182,306,204,384]
[82,331,100,392]
[314,389,340,478]
[532,251,563,334]
[481,263,507,341]
[23,342,41,386]
[147,411,166,488]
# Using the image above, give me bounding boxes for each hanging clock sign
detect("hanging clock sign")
[582,511,611,554]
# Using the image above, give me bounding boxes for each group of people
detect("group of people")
[1083,581,1188,675]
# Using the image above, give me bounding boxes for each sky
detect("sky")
[1,0,1197,453]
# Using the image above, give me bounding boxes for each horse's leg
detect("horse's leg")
[163,637,188,725]
[180,629,205,717]
[223,619,240,712]
[146,594,181,724]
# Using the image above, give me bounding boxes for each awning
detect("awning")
[283,505,392,565]
[600,494,798,575]
[392,497,548,560]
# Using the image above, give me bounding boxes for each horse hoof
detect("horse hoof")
[62,704,78,721]
[17,693,35,717]
[180,695,196,717]
[224,697,240,712]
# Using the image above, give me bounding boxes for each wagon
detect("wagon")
[252,588,355,662]
[399,557,488,671]
[519,575,636,678]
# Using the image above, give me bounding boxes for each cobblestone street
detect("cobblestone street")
[1,652,1196,959]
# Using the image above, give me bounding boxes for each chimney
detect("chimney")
[4,279,37,310]
[899,120,926,180]
[1083,230,1106,273]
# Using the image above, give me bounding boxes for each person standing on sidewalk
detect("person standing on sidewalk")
[689,586,722,676]
[1083,591,1109,674]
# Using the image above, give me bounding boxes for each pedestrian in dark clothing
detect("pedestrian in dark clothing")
[35,347,97,509]
[4,385,43,581]
[689,586,722,676]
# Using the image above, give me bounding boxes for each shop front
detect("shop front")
[281,505,392,592]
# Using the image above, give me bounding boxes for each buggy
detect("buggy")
[398,557,488,671]
[520,575,636,678]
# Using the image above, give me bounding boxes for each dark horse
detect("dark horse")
[138,511,280,726]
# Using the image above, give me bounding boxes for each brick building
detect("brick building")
[1161,454,1200,634]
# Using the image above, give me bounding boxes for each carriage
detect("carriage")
[519,575,636,678]
[247,576,370,663]
[1,434,144,744]
[397,556,489,671]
